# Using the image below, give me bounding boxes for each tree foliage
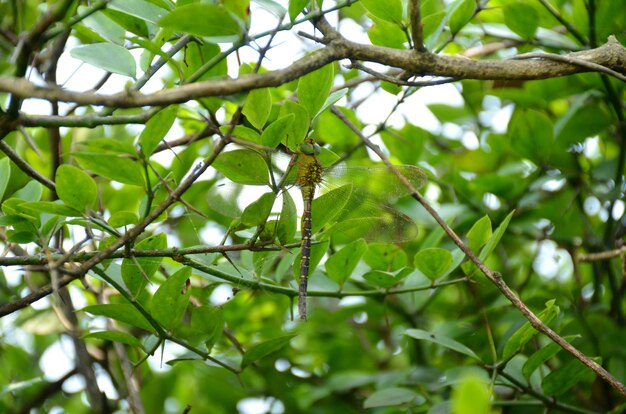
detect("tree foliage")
[0,0,625,413]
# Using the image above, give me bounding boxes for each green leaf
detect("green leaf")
[361,0,403,23]
[448,0,474,35]
[479,210,514,263]
[191,305,225,351]
[121,233,167,297]
[241,192,275,227]
[73,152,145,187]
[542,357,599,396]
[502,299,560,361]
[243,88,272,130]
[108,211,139,227]
[364,387,423,408]
[363,267,412,289]
[150,266,192,330]
[504,2,539,39]
[311,184,352,234]
[157,3,241,39]
[466,215,492,253]
[326,239,367,286]
[414,248,453,280]
[451,375,491,414]
[368,20,406,49]
[55,165,98,211]
[139,106,178,156]
[405,329,481,360]
[109,0,168,24]
[6,230,39,244]
[83,330,143,348]
[221,125,262,145]
[289,0,308,21]
[20,201,82,217]
[0,157,10,201]
[523,335,580,379]
[70,43,136,78]
[278,101,310,151]
[82,304,154,332]
[317,88,348,117]
[277,191,297,244]
[213,150,269,185]
[261,114,294,149]
[509,109,554,164]
[241,333,297,368]
[13,181,43,202]
[298,64,334,118]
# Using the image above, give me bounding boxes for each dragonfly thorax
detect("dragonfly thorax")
[296,155,323,188]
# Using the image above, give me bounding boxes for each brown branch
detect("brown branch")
[510,51,626,82]
[577,246,626,262]
[330,106,626,398]
[409,0,426,52]
[0,37,623,109]
[0,140,56,190]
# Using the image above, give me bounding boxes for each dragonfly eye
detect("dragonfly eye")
[299,141,321,155]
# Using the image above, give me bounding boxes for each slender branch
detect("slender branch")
[0,139,56,190]
[577,246,626,262]
[509,51,626,82]
[178,257,468,299]
[330,106,626,398]
[536,0,587,45]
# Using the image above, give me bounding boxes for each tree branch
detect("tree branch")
[409,0,426,52]
[1,37,623,109]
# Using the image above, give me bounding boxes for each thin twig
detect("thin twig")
[536,0,587,45]
[409,0,426,52]
[0,139,56,190]
[330,105,626,398]
[509,52,626,82]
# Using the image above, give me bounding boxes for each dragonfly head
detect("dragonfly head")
[299,140,321,156]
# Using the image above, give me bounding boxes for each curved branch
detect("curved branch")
[1,37,623,109]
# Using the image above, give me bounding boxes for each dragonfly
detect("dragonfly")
[287,139,427,320]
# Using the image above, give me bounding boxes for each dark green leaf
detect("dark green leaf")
[108,211,139,227]
[361,0,403,23]
[157,3,241,39]
[466,215,492,253]
[109,0,168,24]
[83,330,143,348]
[262,114,294,149]
[502,299,560,360]
[241,333,297,368]
[405,329,481,360]
[191,305,225,351]
[73,152,145,187]
[55,165,98,211]
[82,304,154,332]
[298,64,334,118]
[221,125,262,145]
[326,239,367,286]
[509,109,554,164]
[414,248,453,280]
[240,192,276,227]
[0,157,10,201]
[139,106,178,156]
[213,150,269,185]
[278,101,311,151]
[288,0,308,21]
[448,0,474,35]
[523,335,580,379]
[242,88,272,130]
[504,2,538,39]
[542,357,600,396]
[277,191,297,244]
[70,43,136,78]
[479,210,514,263]
[150,266,192,330]
[363,267,412,289]
[122,233,167,297]
[364,387,423,408]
